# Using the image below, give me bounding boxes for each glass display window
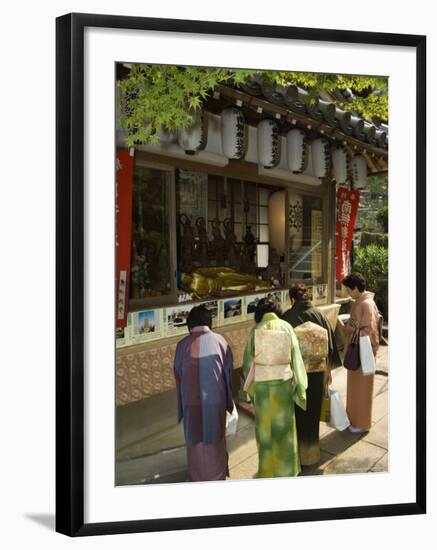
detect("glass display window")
[288,194,324,283]
[126,161,327,310]
[175,170,286,300]
[129,163,177,309]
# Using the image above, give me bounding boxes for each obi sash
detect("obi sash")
[294,321,328,373]
[253,329,293,382]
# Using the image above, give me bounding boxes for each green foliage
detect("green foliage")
[119,65,257,145]
[367,174,388,198]
[343,93,388,122]
[353,244,389,319]
[361,219,370,233]
[376,206,389,233]
[118,64,388,146]
[357,174,388,235]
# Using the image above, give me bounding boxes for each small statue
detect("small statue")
[179,214,194,272]
[196,217,209,266]
[223,217,239,267]
[240,250,257,274]
[266,245,280,283]
[239,225,257,274]
[210,219,226,265]
[244,225,257,262]
[130,241,151,298]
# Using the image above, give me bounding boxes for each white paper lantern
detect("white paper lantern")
[268,191,286,255]
[177,109,208,154]
[221,107,248,159]
[311,138,331,178]
[157,126,176,143]
[257,119,280,168]
[351,155,368,189]
[256,244,270,268]
[287,129,308,173]
[332,147,349,184]
[289,193,303,253]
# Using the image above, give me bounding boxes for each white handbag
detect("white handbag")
[359,335,376,376]
[225,403,239,436]
[328,388,350,431]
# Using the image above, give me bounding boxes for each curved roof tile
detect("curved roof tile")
[237,76,388,147]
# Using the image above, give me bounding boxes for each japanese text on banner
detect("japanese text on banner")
[116,150,134,328]
[336,188,360,281]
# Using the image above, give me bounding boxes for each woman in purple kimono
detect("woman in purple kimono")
[173,305,234,482]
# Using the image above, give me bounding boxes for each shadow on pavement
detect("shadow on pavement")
[116,408,257,486]
[319,427,364,456]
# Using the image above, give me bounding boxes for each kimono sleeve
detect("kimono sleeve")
[359,301,379,354]
[321,315,342,368]
[173,343,184,423]
[359,301,374,336]
[223,345,234,414]
[242,329,255,400]
[288,325,308,411]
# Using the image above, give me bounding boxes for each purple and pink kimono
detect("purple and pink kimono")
[173,326,234,482]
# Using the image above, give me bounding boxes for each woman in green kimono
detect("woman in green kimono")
[243,298,307,478]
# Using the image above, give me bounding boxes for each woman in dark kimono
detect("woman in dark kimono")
[282,283,342,466]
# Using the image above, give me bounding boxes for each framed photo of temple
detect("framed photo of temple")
[56,13,426,537]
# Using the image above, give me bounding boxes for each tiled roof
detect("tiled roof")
[237,75,388,149]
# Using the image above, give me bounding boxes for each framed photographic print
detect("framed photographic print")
[56,12,426,537]
[221,298,244,324]
[244,293,267,320]
[129,308,164,344]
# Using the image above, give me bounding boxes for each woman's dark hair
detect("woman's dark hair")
[254,297,282,324]
[289,283,310,302]
[187,305,212,330]
[342,272,367,292]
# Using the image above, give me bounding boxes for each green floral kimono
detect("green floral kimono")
[243,312,307,478]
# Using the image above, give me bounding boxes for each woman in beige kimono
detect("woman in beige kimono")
[342,272,380,433]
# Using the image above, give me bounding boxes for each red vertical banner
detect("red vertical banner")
[116,150,134,328]
[335,188,360,281]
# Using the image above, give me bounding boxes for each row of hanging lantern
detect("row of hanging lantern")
[328,145,368,189]
[254,116,368,189]
[176,107,369,188]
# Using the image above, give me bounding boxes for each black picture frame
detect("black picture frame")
[56,12,426,537]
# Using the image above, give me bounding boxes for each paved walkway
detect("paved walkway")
[116,346,389,485]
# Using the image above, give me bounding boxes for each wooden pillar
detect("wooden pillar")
[327,180,337,304]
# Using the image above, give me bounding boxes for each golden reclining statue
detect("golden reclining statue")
[182,267,271,297]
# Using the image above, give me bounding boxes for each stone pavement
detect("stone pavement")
[375,344,388,375]
[116,346,389,485]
